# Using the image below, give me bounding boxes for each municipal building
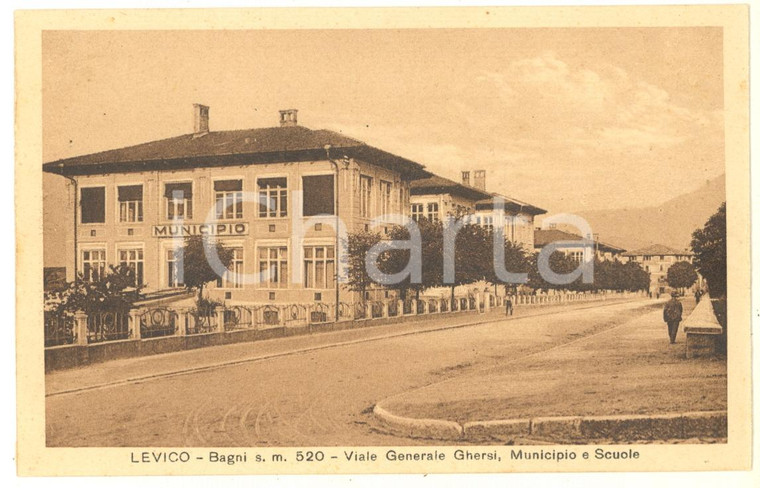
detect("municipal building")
[43,106,431,306]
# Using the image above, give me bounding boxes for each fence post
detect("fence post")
[410,299,418,316]
[175,310,187,336]
[382,301,389,318]
[129,309,142,340]
[75,311,88,345]
[397,300,404,316]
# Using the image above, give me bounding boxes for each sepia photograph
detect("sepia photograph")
[15,4,751,477]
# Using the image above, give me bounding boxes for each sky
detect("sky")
[42,28,725,215]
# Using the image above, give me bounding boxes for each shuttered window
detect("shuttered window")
[302,175,335,216]
[118,185,143,222]
[81,187,106,224]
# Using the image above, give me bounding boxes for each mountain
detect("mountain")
[571,174,725,252]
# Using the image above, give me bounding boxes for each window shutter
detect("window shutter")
[164,182,192,199]
[302,175,335,216]
[118,185,143,201]
[214,180,243,192]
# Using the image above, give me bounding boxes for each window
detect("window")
[380,180,392,216]
[164,182,192,220]
[118,185,143,223]
[480,215,494,231]
[81,249,106,281]
[258,246,288,288]
[257,177,287,218]
[360,175,373,218]
[426,202,439,223]
[643,255,652,261]
[302,175,335,216]
[567,250,584,263]
[119,248,144,286]
[166,249,184,288]
[81,187,105,224]
[217,247,244,288]
[304,246,335,289]
[215,180,243,220]
[411,203,424,222]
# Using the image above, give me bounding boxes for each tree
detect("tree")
[383,218,444,300]
[178,236,234,301]
[666,260,698,293]
[527,250,595,292]
[486,236,529,294]
[45,264,144,315]
[623,260,651,292]
[345,230,383,302]
[691,202,726,297]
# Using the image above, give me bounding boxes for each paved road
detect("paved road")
[46,299,661,447]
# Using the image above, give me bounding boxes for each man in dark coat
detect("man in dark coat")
[663,293,684,344]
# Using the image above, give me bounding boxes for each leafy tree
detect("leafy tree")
[691,202,726,297]
[178,236,234,301]
[623,260,651,292]
[44,264,143,315]
[345,230,384,302]
[384,218,444,300]
[486,235,529,294]
[666,260,698,293]
[527,251,590,292]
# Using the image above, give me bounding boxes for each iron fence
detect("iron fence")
[387,300,399,317]
[44,311,76,347]
[186,308,218,335]
[87,311,130,343]
[222,305,255,331]
[139,307,178,338]
[254,305,281,329]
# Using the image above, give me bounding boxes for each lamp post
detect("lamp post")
[59,167,79,284]
[324,145,342,322]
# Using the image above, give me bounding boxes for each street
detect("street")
[47,299,662,447]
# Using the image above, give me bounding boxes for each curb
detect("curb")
[372,404,727,442]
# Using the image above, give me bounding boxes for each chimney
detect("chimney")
[193,103,209,135]
[473,170,486,191]
[279,109,298,127]
[461,171,470,186]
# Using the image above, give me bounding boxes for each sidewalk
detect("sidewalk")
[46,296,644,396]
[374,298,727,443]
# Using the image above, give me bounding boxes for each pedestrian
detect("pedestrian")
[695,289,703,304]
[663,292,684,344]
[505,295,513,316]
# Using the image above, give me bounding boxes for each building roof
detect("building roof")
[410,174,546,216]
[475,193,547,216]
[622,244,693,257]
[43,125,431,180]
[410,175,493,201]
[534,228,626,254]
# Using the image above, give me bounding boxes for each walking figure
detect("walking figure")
[505,295,514,316]
[663,293,683,344]
[695,289,703,304]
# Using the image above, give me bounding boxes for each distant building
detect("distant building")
[43,106,431,308]
[409,170,546,251]
[534,228,626,262]
[622,244,695,294]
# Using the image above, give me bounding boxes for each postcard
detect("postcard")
[15,5,750,476]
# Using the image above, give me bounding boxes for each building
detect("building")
[43,106,431,307]
[409,170,546,251]
[622,244,695,294]
[409,174,491,222]
[533,228,627,262]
